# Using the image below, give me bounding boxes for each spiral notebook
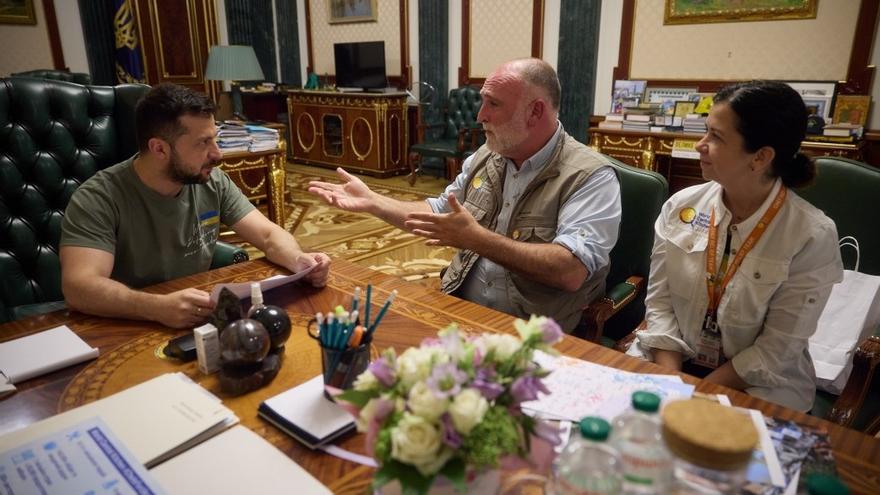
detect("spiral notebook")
[258,375,355,449]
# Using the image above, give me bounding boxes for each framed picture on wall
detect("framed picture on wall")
[0,0,36,25]
[664,0,817,25]
[328,0,378,24]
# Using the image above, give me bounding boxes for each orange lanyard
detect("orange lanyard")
[706,186,787,315]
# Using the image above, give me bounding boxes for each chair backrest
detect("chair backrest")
[0,77,149,322]
[11,69,92,85]
[797,157,880,275]
[444,86,481,138]
[605,156,669,289]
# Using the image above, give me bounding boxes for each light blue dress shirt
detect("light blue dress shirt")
[425,123,622,315]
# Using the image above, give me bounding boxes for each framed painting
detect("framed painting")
[328,0,378,24]
[832,95,871,126]
[784,81,837,120]
[0,0,36,25]
[664,0,818,25]
[674,101,696,118]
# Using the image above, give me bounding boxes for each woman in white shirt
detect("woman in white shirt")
[627,81,843,411]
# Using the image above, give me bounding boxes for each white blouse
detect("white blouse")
[628,179,843,412]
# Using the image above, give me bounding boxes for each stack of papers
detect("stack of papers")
[0,372,238,468]
[246,125,280,152]
[521,351,695,422]
[218,122,251,153]
[0,325,99,384]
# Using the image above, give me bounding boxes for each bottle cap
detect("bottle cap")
[661,399,758,471]
[806,474,850,495]
[632,391,661,413]
[578,416,611,441]
[250,282,263,305]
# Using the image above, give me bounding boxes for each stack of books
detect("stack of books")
[217,122,251,153]
[822,123,863,139]
[598,113,624,130]
[246,125,281,152]
[683,113,707,134]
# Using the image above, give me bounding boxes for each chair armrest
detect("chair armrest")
[576,276,644,342]
[828,335,880,433]
[211,241,249,269]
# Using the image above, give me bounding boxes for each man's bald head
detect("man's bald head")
[503,58,561,111]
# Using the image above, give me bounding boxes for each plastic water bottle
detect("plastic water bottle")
[550,416,622,495]
[610,391,673,494]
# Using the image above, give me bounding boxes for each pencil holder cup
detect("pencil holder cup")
[320,343,370,398]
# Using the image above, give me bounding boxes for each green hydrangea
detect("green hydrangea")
[460,406,521,468]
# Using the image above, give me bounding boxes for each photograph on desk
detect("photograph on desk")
[611,79,647,113]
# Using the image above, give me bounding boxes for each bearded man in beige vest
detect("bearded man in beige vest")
[308,58,621,332]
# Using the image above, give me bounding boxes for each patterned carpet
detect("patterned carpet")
[226,164,455,290]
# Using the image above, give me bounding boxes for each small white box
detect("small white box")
[194,324,220,374]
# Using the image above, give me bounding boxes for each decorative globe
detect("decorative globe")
[250,305,292,350]
[220,318,270,366]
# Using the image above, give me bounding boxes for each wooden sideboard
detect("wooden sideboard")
[588,127,868,194]
[287,90,409,177]
[218,145,286,225]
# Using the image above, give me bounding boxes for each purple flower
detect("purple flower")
[427,362,467,399]
[368,358,396,387]
[472,367,504,400]
[365,398,396,455]
[541,318,564,344]
[533,419,563,446]
[440,413,462,448]
[511,375,550,404]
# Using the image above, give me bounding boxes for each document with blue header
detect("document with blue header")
[0,416,166,495]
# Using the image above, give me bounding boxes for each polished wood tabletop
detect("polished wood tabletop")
[2,259,879,494]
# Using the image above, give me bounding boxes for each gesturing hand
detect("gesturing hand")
[157,288,215,329]
[307,167,375,213]
[404,194,481,249]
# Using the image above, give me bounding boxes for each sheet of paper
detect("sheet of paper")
[521,352,695,422]
[209,264,316,302]
[0,416,166,495]
[151,426,331,495]
[0,373,238,468]
[0,325,99,383]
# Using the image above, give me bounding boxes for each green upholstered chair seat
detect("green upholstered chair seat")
[409,138,464,158]
[210,240,250,269]
[576,156,668,343]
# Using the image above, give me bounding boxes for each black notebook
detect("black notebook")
[258,375,356,449]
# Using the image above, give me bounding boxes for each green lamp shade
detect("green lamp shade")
[205,45,265,82]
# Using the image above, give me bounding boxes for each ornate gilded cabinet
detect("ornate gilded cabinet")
[287,90,409,177]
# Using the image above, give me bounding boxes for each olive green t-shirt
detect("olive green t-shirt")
[60,156,255,288]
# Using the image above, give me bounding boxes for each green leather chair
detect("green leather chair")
[797,157,880,434]
[0,77,248,323]
[407,86,483,184]
[576,156,668,346]
[11,69,92,85]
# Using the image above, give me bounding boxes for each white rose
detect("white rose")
[353,370,379,391]
[390,413,451,475]
[397,347,449,389]
[448,388,489,435]
[477,333,521,362]
[356,397,381,432]
[407,381,449,422]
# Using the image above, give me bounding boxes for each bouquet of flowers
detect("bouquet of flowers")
[335,315,564,494]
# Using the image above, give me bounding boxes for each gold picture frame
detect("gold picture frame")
[664,0,817,25]
[832,95,871,126]
[0,0,36,25]
[328,0,378,24]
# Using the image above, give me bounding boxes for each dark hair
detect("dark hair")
[135,83,215,151]
[713,80,815,188]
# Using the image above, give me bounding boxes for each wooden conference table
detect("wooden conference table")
[2,259,879,494]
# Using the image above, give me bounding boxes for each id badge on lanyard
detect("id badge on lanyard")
[697,186,786,370]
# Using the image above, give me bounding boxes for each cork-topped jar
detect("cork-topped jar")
[661,399,758,493]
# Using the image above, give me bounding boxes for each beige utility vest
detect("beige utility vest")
[440,130,612,332]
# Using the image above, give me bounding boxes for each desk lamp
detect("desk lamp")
[205,45,265,120]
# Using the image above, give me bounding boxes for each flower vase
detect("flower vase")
[376,469,501,495]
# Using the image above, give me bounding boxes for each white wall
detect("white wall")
[594,0,623,116]
[55,1,89,74]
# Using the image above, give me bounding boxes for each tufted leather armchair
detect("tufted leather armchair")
[11,69,92,85]
[407,86,483,184]
[0,78,248,323]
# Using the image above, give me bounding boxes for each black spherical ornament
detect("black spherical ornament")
[220,318,270,366]
[250,305,292,349]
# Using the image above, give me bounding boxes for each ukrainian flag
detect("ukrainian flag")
[114,0,145,84]
[199,210,220,228]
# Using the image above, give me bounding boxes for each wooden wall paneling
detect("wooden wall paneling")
[614,0,879,97]
[459,0,544,87]
[133,0,220,98]
[302,0,410,88]
[42,0,64,70]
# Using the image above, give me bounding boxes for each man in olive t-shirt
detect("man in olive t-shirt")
[59,83,330,328]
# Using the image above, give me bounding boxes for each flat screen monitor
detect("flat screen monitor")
[334,41,387,90]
